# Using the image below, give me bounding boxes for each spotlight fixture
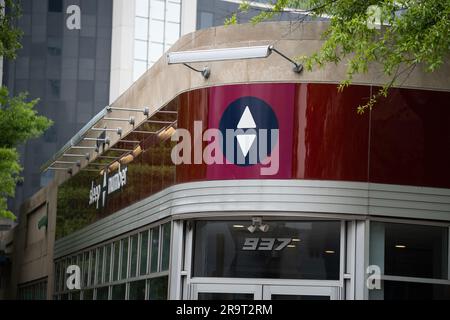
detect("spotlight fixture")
[247,224,257,233]
[395,244,406,249]
[247,217,269,233]
[167,45,303,79]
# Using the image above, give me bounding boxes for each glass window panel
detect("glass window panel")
[199,11,214,29]
[194,221,341,279]
[83,252,89,287]
[121,238,129,279]
[48,0,63,12]
[161,223,171,271]
[136,0,149,17]
[135,17,149,40]
[129,280,146,300]
[113,241,120,281]
[54,262,60,293]
[130,234,138,278]
[140,231,149,276]
[198,293,254,300]
[150,0,165,20]
[166,2,180,22]
[148,42,164,63]
[105,244,112,283]
[134,40,148,61]
[71,291,81,300]
[148,276,168,300]
[133,60,147,81]
[165,22,180,44]
[97,247,104,284]
[369,281,450,300]
[370,222,448,279]
[82,289,93,300]
[149,19,164,42]
[150,227,160,273]
[90,250,97,286]
[112,284,126,300]
[96,287,109,300]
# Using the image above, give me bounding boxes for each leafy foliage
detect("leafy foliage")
[228,0,450,113]
[0,2,53,220]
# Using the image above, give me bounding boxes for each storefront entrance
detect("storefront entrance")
[185,219,345,300]
[192,282,340,300]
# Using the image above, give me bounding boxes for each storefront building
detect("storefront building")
[42,21,450,300]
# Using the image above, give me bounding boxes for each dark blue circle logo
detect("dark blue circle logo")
[219,96,279,166]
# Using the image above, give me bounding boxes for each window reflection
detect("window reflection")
[194,221,341,279]
[370,222,448,279]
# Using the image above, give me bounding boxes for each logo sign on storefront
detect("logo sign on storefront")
[219,96,279,166]
[89,164,128,209]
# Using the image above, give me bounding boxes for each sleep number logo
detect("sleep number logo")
[89,165,128,209]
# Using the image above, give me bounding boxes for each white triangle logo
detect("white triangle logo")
[237,106,256,129]
[236,134,256,157]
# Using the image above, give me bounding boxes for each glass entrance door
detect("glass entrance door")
[193,284,262,300]
[192,283,338,300]
[262,285,338,300]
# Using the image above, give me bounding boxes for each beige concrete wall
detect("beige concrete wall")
[9,180,58,299]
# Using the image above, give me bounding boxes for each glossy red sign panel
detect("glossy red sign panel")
[206,83,295,179]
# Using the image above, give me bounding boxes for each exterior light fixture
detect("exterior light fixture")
[158,126,176,141]
[132,145,142,158]
[325,250,336,254]
[395,244,406,249]
[247,217,269,233]
[167,45,303,79]
[233,225,245,228]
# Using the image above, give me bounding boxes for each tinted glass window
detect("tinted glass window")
[129,280,146,300]
[48,0,63,12]
[370,222,448,279]
[194,221,341,279]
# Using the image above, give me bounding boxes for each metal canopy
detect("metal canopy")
[41,104,177,175]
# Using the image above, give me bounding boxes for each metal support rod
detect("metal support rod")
[157,110,177,114]
[47,167,73,171]
[104,116,135,125]
[71,146,98,150]
[182,63,210,79]
[269,46,303,73]
[108,148,134,152]
[83,137,110,144]
[91,127,123,135]
[63,153,88,158]
[106,106,149,116]
[54,161,78,165]
[146,120,175,124]
[97,156,120,159]
[132,130,158,134]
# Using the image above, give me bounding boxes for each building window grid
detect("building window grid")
[133,0,181,80]
[53,221,171,300]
